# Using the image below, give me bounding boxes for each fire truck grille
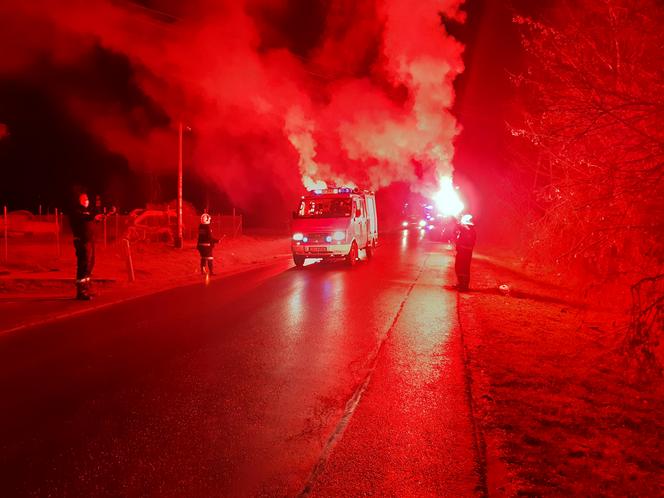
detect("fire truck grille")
[306,233,329,243]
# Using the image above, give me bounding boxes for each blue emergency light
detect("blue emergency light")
[310,186,356,195]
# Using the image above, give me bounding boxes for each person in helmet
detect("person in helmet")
[455,213,477,292]
[197,213,220,275]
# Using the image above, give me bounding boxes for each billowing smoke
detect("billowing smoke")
[0,0,465,212]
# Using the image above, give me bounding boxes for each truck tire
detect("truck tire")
[347,241,358,267]
[293,254,305,267]
[365,240,374,259]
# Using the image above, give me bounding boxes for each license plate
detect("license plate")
[309,246,327,253]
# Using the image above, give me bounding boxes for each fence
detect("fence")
[1,206,243,263]
[196,213,243,240]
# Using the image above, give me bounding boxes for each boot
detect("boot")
[86,278,96,297]
[76,281,91,301]
[207,260,215,276]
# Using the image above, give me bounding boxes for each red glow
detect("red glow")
[0,0,465,211]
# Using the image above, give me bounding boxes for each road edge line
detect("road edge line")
[297,256,428,497]
[456,291,490,498]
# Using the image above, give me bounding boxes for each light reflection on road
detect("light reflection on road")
[281,266,348,374]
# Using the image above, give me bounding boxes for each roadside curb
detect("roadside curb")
[0,255,292,338]
[0,277,116,292]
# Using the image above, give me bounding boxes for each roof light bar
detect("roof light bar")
[309,186,359,195]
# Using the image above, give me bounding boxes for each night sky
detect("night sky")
[0,0,525,227]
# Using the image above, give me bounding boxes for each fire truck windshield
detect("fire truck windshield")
[298,197,352,218]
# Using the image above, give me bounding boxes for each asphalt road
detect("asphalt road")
[0,232,481,497]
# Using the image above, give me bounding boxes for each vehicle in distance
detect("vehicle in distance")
[401,203,457,242]
[124,209,177,243]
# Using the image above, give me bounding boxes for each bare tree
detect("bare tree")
[510,0,664,370]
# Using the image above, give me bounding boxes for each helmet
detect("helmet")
[460,214,474,226]
[200,213,211,225]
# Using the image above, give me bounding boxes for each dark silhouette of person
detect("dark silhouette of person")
[455,214,477,292]
[69,192,101,300]
[197,213,220,275]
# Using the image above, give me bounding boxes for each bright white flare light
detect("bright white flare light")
[433,177,464,217]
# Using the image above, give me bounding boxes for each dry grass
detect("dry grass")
[460,251,664,496]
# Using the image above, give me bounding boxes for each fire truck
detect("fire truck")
[291,187,378,267]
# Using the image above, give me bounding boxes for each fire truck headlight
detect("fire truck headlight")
[402,221,408,227]
[325,235,333,243]
[332,231,345,241]
[292,232,304,241]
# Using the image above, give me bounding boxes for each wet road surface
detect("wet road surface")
[0,232,481,496]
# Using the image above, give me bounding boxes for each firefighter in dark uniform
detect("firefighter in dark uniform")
[455,213,477,292]
[69,192,101,300]
[197,213,220,275]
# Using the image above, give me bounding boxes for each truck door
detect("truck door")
[355,198,367,247]
[365,196,376,242]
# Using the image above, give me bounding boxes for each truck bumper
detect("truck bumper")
[292,243,352,258]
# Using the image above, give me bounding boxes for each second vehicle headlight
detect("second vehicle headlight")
[332,231,346,241]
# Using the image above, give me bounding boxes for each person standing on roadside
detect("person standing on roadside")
[69,191,102,300]
[197,213,220,276]
[455,213,477,292]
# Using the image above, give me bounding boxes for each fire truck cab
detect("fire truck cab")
[291,187,378,267]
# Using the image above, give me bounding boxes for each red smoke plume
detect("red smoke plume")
[0,0,465,211]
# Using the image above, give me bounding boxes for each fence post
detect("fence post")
[123,238,135,282]
[233,211,242,238]
[55,208,61,257]
[103,207,107,248]
[3,205,7,263]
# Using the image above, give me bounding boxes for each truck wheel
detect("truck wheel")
[365,240,374,259]
[347,241,358,267]
[293,255,305,267]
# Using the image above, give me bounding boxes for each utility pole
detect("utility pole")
[175,121,184,248]
[3,205,7,263]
